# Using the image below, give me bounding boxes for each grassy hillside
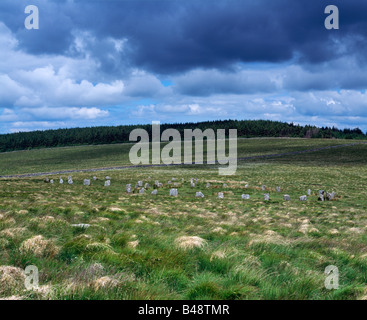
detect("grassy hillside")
[0,139,367,300]
[0,138,358,176]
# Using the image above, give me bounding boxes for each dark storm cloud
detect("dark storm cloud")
[1,0,366,75]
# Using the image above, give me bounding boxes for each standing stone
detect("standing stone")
[318,195,324,201]
[59,178,63,184]
[68,176,73,185]
[196,192,204,198]
[326,192,335,201]
[93,176,97,181]
[319,190,325,197]
[168,181,172,185]
[218,192,224,199]
[206,183,211,188]
[264,193,270,201]
[195,178,198,183]
[262,185,266,191]
[126,184,132,193]
[172,178,176,181]
[151,190,158,195]
[83,179,90,186]
[137,181,143,187]
[44,178,50,183]
[191,182,195,188]
[154,180,160,188]
[104,180,110,187]
[106,176,111,180]
[169,188,178,196]
[307,189,311,196]
[299,195,307,201]
[139,188,145,194]
[144,183,149,189]
[276,186,281,192]
[241,194,250,199]
[50,179,54,184]
[283,195,291,201]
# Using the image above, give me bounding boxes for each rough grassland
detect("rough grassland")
[0,138,367,300]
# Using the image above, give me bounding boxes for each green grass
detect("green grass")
[0,138,367,300]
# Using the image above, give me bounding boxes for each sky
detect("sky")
[0,0,366,133]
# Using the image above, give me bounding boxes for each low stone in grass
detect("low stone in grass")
[241,194,250,199]
[191,182,195,188]
[223,183,228,188]
[83,179,91,186]
[104,180,110,187]
[137,181,143,187]
[283,195,291,201]
[151,190,158,195]
[93,176,97,180]
[245,184,249,188]
[44,178,50,183]
[71,223,90,229]
[326,192,335,201]
[169,188,178,196]
[139,188,145,194]
[196,192,204,198]
[262,185,266,191]
[218,192,224,199]
[299,195,307,201]
[264,193,270,201]
[206,183,211,188]
[106,176,111,180]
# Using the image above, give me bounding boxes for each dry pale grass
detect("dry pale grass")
[0,227,27,239]
[249,230,290,246]
[175,236,207,250]
[93,276,119,290]
[0,266,25,295]
[127,240,139,249]
[20,235,59,257]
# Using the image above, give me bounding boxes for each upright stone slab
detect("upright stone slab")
[196,192,204,198]
[307,189,311,196]
[59,178,63,184]
[218,192,224,199]
[83,179,91,186]
[276,186,281,192]
[241,194,250,199]
[144,183,149,189]
[137,181,143,187]
[154,180,160,188]
[299,195,307,201]
[262,185,266,191]
[93,176,97,181]
[264,193,270,201]
[326,192,335,201]
[191,182,195,188]
[50,179,54,184]
[151,189,158,195]
[283,195,291,201]
[318,195,324,201]
[68,176,73,185]
[104,180,110,187]
[139,188,145,194]
[126,184,132,193]
[169,188,178,196]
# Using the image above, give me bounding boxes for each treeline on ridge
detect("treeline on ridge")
[0,120,365,152]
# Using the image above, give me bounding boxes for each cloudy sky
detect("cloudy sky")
[0,0,366,133]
